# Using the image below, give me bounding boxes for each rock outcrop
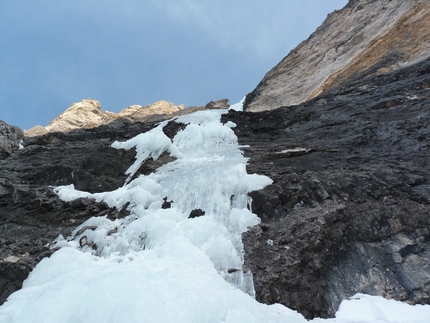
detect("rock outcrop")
[117,100,185,120]
[244,0,430,112]
[24,99,185,136]
[189,98,231,110]
[0,121,23,160]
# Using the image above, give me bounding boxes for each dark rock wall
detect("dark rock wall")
[223,57,430,318]
[244,0,430,112]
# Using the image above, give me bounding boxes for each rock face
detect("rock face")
[235,0,430,318]
[117,100,185,120]
[244,0,430,112]
[224,55,430,318]
[25,99,185,136]
[189,98,231,110]
[0,121,23,160]
[236,2,430,315]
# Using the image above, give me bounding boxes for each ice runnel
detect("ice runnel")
[55,109,272,293]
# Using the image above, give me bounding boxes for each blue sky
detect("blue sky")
[0,1,347,130]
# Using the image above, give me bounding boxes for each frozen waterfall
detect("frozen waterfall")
[0,108,429,323]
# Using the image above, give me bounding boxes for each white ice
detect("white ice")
[1,107,429,323]
[311,294,430,323]
[228,96,245,111]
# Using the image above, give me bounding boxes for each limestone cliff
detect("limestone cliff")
[24,98,233,136]
[24,99,185,136]
[244,0,430,112]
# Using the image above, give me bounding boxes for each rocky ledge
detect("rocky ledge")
[223,55,430,318]
[0,121,23,160]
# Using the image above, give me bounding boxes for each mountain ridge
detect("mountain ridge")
[244,0,430,112]
[24,98,231,137]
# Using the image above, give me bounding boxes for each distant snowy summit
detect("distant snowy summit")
[244,0,430,112]
[24,98,231,136]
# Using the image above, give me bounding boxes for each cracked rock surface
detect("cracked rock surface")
[224,56,430,319]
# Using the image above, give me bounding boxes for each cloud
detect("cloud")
[0,0,347,129]
[148,0,347,61]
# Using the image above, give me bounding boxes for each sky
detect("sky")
[0,1,347,130]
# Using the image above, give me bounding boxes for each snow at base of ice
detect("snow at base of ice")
[311,294,430,323]
[336,294,430,322]
[1,106,429,323]
[228,96,245,111]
